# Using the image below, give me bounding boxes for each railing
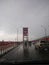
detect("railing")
[0,42,17,56]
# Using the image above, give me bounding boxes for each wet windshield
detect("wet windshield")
[0,0,49,64]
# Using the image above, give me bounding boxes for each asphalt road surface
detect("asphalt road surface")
[0,43,49,63]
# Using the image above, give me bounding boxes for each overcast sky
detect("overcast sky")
[0,0,49,41]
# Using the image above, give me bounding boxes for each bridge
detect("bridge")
[0,27,49,63]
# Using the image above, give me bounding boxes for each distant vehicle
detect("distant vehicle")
[28,41,31,46]
[23,41,28,50]
[35,40,49,52]
[24,41,27,47]
[32,42,36,45]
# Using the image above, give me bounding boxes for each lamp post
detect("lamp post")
[41,25,47,41]
[17,29,18,42]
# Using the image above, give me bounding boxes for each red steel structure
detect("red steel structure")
[23,27,28,42]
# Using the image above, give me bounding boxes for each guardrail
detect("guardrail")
[0,42,18,56]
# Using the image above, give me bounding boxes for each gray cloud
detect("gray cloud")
[0,0,49,41]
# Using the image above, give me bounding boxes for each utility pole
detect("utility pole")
[17,29,18,42]
[41,25,47,41]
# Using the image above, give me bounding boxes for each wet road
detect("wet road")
[0,43,49,63]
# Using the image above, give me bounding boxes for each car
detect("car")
[23,41,28,50]
[35,41,40,49]
[28,42,31,46]
[35,40,49,52]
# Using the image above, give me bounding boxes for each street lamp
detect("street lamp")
[17,29,18,42]
[41,25,47,41]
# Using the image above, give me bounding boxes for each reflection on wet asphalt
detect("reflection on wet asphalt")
[0,43,49,62]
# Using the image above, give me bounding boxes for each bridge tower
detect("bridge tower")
[23,27,29,49]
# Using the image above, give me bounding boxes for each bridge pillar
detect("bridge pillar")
[23,27,29,50]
